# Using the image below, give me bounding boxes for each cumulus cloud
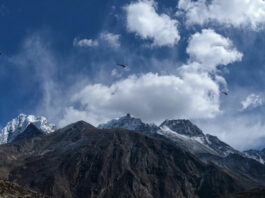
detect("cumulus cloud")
[58,107,93,127]
[241,94,264,111]
[186,29,243,71]
[73,38,98,47]
[178,0,265,30]
[179,29,242,91]
[60,72,220,126]
[59,29,242,126]
[125,0,180,47]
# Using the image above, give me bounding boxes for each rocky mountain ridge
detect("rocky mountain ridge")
[99,114,265,186]
[0,114,264,197]
[2,113,264,166]
[0,121,248,198]
[99,114,241,158]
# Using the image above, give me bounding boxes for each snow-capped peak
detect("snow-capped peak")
[98,113,158,134]
[0,113,56,144]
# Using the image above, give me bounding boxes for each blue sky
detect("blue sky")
[1,0,265,150]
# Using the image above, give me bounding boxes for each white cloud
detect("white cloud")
[60,72,220,126]
[58,107,93,127]
[125,0,180,47]
[73,32,120,48]
[186,29,243,71]
[179,29,242,91]
[178,0,265,30]
[59,29,242,126]
[241,94,264,110]
[73,38,98,47]
[100,32,120,48]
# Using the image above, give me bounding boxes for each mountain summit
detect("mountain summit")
[160,119,204,137]
[0,114,56,144]
[98,113,159,134]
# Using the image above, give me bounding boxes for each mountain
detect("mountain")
[98,114,265,186]
[159,119,240,157]
[0,121,248,198]
[0,114,56,144]
[99,115,239,158]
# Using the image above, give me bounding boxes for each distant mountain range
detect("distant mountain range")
[2,113,263,165]
[0,113,265,197]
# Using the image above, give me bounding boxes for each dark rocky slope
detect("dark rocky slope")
[221,187,265,198]
[0,179,49,198]
[198,152,265,186]
[0,121,248,198]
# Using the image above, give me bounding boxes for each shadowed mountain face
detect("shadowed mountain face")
[198,153,265,187]
[0,121,247,198]
[12,123,44,142]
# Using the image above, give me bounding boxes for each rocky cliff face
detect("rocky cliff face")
[0,121,247,198]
